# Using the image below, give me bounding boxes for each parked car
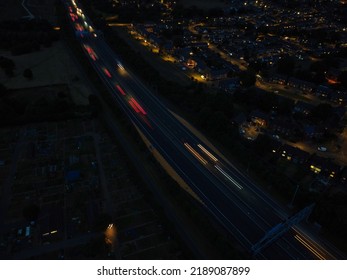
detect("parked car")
[317,146,327,152]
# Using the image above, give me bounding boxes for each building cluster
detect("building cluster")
[126,0,347,190]
[130,0,347,88]
[269,75,347,105]
[234,107,346,189]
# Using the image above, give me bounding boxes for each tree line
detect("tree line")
[0,18,60,55]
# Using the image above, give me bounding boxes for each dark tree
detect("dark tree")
[253,134,273,156]
[338,71,347,88]
[0,56,15,70]
[88,94,102,116]
[313,192,347,238]
[58,91,67,99]
[208,8,224,18]
[310,103,333,123]
[197,106,213,127]
[277,98,294,115]
[277,56,296,76]
[0,83,7,98]
[23,68,33,79]
[206,111,229,137]
[22,204,40,221]
[239,70,256,87]
[4,67,14,77]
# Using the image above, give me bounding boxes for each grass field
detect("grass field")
[0,41,93,105]
[0,0,89,106]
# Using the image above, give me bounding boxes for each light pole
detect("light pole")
[289,184,300,208]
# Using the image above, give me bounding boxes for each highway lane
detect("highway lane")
[84,43,334,259]
[87,42,263,254]
[93,39,290,221]
[78,26,310,260]
[63,0,341,260]
[87,37,308,260]
[89,38,314,259]
[83,38,304,260]
[80,35,291,257]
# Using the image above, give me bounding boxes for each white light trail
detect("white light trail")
[198,144,218,162]
[215,165,243,190]
[184,143,208,165]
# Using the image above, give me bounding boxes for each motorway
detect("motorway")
[63,0,343,259]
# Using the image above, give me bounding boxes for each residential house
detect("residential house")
[308,155,341,180]
[270,139,284,155]
[292,101,314,116]
[315,85,333,99]
[195,58,209,73]
[250,110,269,127]
[269,74,287,85]
[338,167,347,187]
[322,106,346,130]
[148,33,162,48]
[206,68,229,81]
[279,144,310,164]
[329,91,347,105]
[187,42,209,49]
[218,78,240,93]
[136,25,150,37]
[325,68,341,85]
[175,47,191,63]
[162,41,174,54]
[287,78,316,93]
[270,118,301,138]
[303,124,325,139]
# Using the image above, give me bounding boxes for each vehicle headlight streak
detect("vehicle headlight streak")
[292,227,331,260]
[294,234,325,260]
[187,143,243,190]
[214,165,243,190]
[198,144,218,162]
[184,143,208,165]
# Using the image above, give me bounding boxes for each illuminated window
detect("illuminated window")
[310,165,321,173]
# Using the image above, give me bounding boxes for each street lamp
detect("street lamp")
[289,184,300,208]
